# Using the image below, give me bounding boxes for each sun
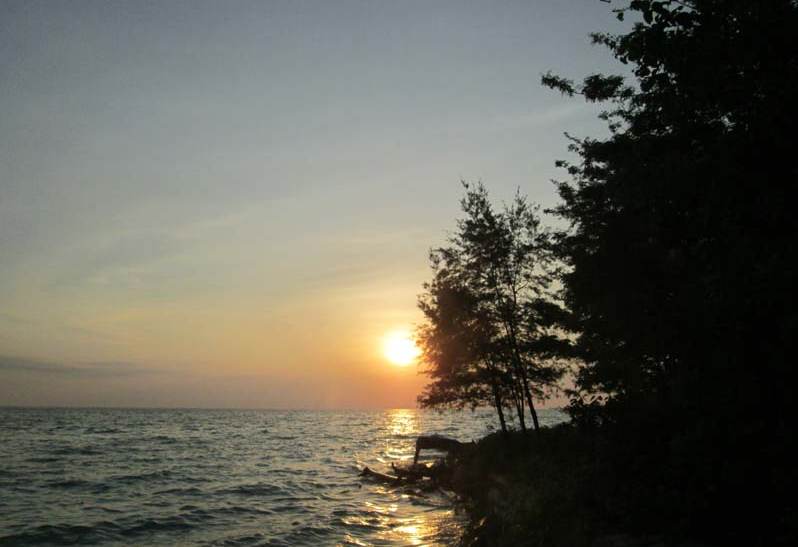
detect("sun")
[383,331,420,366]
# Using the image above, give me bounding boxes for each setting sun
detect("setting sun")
[383,331,420,366]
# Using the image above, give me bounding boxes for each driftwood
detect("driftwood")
[413,435,467,465]
[359,466,401,484]
[359,435,466,485]
[391,462,435,480]
[359,463,440,486]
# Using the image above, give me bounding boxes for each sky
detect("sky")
[1,0,625,408]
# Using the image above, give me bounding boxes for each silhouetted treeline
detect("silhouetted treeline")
[417,183,569,435]
[419,1,797,544]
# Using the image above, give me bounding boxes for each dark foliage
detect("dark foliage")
[417,183,568,435]
[542,0,798,543]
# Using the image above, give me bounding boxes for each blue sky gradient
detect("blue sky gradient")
[1,0,626,407]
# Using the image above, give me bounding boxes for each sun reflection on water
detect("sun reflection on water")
[341,409,466,546]
[391,523,424,546]
[373,513,456,547]
[386,409,418,437]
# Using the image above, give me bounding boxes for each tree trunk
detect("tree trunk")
[517,371,541,435]
[525,384,541,434]
[514,386,527,432]
[487,361,508,436]
[491,381,508,435]
[507,318,541,435]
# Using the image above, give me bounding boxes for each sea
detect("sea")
[0,407,565,547]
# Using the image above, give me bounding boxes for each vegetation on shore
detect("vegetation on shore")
[450,426,645,547]
[416,1,798,545]
[416,183,568,435]
[445,424,723,547]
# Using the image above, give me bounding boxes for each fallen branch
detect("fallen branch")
[359,466,401,485]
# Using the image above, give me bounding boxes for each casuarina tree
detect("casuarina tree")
[417,183,568,435]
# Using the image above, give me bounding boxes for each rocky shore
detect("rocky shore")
[445,426,713,547]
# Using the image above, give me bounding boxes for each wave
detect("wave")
[216,483,288,497]
[0,407,530,547]
[84,428,121,435]
[154,486,204,496]
[48,446,103,456]
[0,521,123,546]
[210,531,268,546]
[46,479,94,489]
[2,509,240,545]
[111,470,174,483]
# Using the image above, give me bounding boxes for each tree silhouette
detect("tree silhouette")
[417,183,567,435]
[543,0,798,541]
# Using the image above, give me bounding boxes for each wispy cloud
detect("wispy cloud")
[0,355,155,377]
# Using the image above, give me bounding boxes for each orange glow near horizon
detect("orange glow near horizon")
[383,331,420,366]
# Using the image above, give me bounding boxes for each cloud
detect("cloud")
[47,230,188,290]
[0,355,155,377]
[0,312,119,343]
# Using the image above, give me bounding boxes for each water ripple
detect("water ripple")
[0,407,565,546]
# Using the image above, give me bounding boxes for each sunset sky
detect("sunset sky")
[1,1,622,408]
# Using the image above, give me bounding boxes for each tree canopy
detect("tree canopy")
[417,183,567,435]
[416,1,796,541]
[542,0,798,542]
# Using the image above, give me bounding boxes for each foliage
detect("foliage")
[543,0,798,543]
[417,183,568,434]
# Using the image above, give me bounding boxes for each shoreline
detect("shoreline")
[444,426,714,547]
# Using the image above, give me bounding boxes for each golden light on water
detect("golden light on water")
[387,409,418,437]
[383,331,420,366]
[374,514,453,546]
[346,409,464,547]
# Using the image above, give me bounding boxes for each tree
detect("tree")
[417,183,567,435]
[544,0,798,541]
[417,259,513,434]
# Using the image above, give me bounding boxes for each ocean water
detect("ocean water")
[0,407,565,547]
